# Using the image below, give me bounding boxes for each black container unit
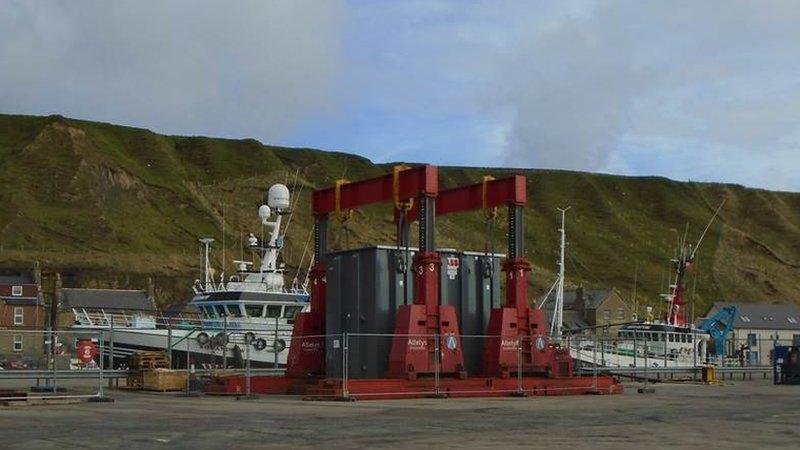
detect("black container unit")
[439,250,501,374]
[325,246,502,379]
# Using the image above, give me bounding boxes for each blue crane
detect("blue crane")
[697,305,738,357]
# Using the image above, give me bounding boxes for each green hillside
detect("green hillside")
[1,114,798,316]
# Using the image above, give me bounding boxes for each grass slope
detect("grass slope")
[0,114,798,314]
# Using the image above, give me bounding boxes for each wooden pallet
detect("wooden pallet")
[142,369,187,392]
[129,351,170,371]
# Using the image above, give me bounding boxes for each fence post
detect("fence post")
[592,332,597,389]
[434,334,440,397]
[52,330,58,393]
[167,322,173,368]
[601,335,605,367]
[186,331,192,396]
[223,315,228,369]
[245,334,252,397]
[637,340,654,394]
[516,336,524,396]
[98,330,105,399]
[109,316,116,388]
[342,332,349,400]
[274,317,279,368]
[693,331,698,381]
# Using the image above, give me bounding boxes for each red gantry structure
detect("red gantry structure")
[208,165,622,399]
[406,175,572,378]
[286,164,469,380]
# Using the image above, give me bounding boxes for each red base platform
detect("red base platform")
[205,374,623,400]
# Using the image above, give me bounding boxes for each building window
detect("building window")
[602,310,610,321]
[616,308,624,320]
[747,333,757,346]
[13,334,23,352]
[740,316,751,323]
[11,285,23,296]
[14,307,24,325]
[793,334,800,346]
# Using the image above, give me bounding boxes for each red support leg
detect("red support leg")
[388,252,466,379]
[286,263,326,378]
[483,257,574,378]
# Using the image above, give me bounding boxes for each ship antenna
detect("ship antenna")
[631,264,638,321]
[222,204,226,278]
[551,206,570,339]
[199,237,215,292]
[689,199,726,261]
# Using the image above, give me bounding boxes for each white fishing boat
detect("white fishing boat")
[570,314,711,368]
[568,201,736,368]
[71,183,310,368]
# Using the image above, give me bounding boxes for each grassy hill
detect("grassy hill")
[1,113,798,316]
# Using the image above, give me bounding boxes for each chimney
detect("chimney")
[147,277,156,305]
[50,272,62,332]
[33,261,42,306]
[576,285,585,318]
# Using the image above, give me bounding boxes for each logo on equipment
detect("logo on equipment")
[445,334,458,350]
[446,257,460,280]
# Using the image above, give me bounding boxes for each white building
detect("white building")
[703,302,800,365]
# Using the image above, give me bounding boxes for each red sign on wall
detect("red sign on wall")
[76,340,97,363]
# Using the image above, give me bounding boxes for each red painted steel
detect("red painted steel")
[404,175,526,220]
[388,236,467,378]
[287,164,445,379]
[285,263,327,378]
[312,164,438,216]
[398,173,572,378]
[206,373,623,399]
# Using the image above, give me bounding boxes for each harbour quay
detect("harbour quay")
[0,380,797,449]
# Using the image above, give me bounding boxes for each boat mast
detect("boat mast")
[551,206,570,339]
[199,237,215,292]
[665,200,725,327]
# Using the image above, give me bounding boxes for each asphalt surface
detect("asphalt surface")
[1,380,798,449]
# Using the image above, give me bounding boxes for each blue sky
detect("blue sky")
[2,1,799,191]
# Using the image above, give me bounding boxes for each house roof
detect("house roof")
[0,275,35,285]
[543,288,615,310]
[60,288,156,312]
[0,297,42,306]
[562,311,591,330]
[704,302,800,331]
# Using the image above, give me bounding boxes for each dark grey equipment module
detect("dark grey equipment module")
[325,246,502,379]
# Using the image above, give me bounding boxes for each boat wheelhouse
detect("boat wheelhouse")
[70,182,311,368]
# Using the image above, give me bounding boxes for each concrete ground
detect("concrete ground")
[0,380,798,449]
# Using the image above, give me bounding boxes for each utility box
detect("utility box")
[325,246,502,379]
[774,346,800,385]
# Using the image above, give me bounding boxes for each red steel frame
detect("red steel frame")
[210,171,620,399]
[287,165,468,379]
[407,175,572,377]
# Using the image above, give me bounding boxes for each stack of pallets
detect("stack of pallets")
[126,351,185,391]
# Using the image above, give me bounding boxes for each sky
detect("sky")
[1,1,799,192]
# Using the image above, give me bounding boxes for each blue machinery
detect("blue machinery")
[697,305,738,357]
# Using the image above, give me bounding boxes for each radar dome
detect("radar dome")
[258,204,271,222]
[268,184,291,210]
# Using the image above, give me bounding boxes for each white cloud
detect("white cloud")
[344,1,800,190]
[0,0,345,141]
[2,0,799,191]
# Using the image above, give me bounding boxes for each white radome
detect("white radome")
[258,204,271,222]
[268,184,290,210]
